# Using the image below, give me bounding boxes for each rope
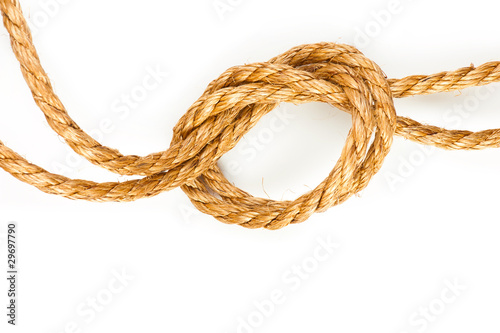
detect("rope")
[1,0,500,229]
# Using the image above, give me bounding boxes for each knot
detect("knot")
[173,43,397,229]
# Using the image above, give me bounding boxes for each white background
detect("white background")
[1,0,500,332]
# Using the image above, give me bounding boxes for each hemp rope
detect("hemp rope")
[2,0,500,229]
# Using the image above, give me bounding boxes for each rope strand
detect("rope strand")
[1,0,500,228]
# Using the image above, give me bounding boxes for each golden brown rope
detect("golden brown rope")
[1,0,500,229]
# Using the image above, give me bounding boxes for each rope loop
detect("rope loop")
[175,43,397,229]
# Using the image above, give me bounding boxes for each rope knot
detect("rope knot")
[173,42,397,229]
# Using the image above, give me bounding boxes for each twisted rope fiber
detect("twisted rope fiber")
[2,1,500,229]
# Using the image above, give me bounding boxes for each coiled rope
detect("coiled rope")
[1,0,500,229]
